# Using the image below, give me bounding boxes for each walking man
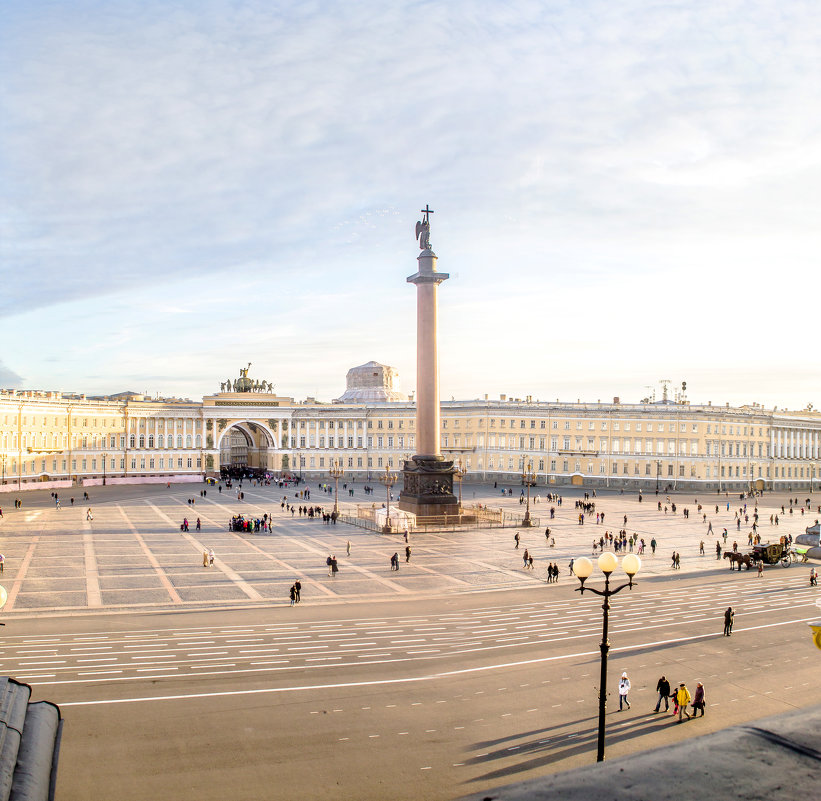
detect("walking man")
[294,579,301,603]
[723,606,734,636]
[514,531,520,549]
[405,545,411,563]
[654,675,670,712]
[676,682,692,721]
[618,672,631,710]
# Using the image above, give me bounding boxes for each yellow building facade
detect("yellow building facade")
[2,381,821,493]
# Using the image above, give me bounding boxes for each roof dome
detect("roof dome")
[336,361,408,403]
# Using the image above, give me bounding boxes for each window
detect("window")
[129,434,136,448]
[148,435,154,448]
[550,460,556,471]
[186,435,192,448]
[177,435,183,448]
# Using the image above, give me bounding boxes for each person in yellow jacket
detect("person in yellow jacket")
[676,683,691,721]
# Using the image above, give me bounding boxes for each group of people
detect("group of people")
[288,580,302,605]
[617,672,706,721]
[652,675,706,721]
[201,548,215,567]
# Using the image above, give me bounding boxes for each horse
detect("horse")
[724,551,753,571]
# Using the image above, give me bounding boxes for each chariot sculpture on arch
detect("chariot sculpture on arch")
[219,363,276,393]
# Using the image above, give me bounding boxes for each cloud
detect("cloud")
[1,1,820,408]
[0,360,23,387]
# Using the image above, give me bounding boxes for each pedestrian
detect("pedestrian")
[346,540,351,556]
[676,683,692,721]
[289,584,296,606]
[294,579,301,602]
[0,553,4,573]
[699,540,704,555]
[654,675,670,712]
[405,545,411,563]
[514,531,520,549]
[569,557,575,576]
[810,567,817,587]
[757,561,763,578]
[723,606,734,636]
[327,555,333,576]
[331,556,338,578]
[208,548,214,566]
[716,541,722,559]
[522,548,530,569]
[196,517,201,531]
[618,672,631,710]
[691,682,706,717]
[650,538,657,555]
[86,508,93,521]
[392,553,399,571]
[202,550,209,568]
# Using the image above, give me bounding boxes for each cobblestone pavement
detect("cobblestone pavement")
[0,481,815,616]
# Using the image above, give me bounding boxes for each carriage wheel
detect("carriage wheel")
[780,556,791,567]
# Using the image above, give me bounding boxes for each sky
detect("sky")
[2,0,820,410]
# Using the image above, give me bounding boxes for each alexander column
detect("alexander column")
[398,206,459,518]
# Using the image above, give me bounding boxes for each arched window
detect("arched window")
[195,434,202,448]
[139,435,145,448]
[129,434,136,448]
[185,435,192,448]
[177,435,183,448]
[157,435,164,448]
[148,435,154,448]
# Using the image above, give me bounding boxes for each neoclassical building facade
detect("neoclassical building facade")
[1,364,820,492]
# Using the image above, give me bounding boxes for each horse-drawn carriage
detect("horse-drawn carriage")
[750,541,794,567]
[723,541,794,571]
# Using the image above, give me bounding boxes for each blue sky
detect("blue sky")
[2,1,820,408]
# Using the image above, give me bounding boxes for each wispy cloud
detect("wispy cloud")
[1,1,820,407]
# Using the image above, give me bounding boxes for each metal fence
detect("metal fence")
[339,504,538,533]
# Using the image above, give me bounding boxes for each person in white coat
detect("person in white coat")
[618,672,631,710]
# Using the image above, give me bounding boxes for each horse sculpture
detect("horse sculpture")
[724,551,753,571]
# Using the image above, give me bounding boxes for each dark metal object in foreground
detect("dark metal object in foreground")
[0,677,62,801]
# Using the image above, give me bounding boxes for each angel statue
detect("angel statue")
[415,204,434,250]
[415,218,431,250]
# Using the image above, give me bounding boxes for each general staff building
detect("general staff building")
[1,362,818,493]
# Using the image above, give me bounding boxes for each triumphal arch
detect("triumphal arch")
[204,364,294,474]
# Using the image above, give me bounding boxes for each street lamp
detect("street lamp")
[655,460,661,492]
[521,456,535,527]
[379,464,398,534]
[329,459,344,515]
[0,453,5,485]
[102,452,107,486]
[573,552,641,763]
[454,458,467,505]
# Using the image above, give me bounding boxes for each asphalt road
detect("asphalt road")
[4,568,818,800]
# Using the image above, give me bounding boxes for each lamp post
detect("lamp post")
[329,459,344,515]
[454,458,467,505]
[573,552,641,763]
[102,452,107,486]
[1,453,5,485]
[379,464,397,534]
[521,456,535,527]
[655,459,661,492]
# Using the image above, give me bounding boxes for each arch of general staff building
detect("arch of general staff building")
[3,385,821,493]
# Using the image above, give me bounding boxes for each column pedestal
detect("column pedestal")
[399,456,459,517]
